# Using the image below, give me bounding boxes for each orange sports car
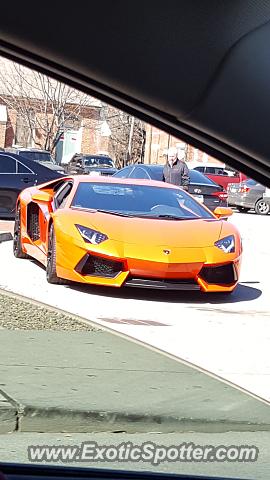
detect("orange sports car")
[13,176,242,293]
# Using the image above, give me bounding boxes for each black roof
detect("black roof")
[117,164,219,186]
[0,152,62,178]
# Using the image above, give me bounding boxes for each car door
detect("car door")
[39,181,74,254]
[247,181,266,207]
[0,154,36,217]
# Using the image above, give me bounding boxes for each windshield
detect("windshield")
[84,156,114,167]
[20,151,54,163]
[71,182,214,219]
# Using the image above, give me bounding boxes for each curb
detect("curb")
[0,393,17,434]
[6,405,270,434]
[0,232,13,243]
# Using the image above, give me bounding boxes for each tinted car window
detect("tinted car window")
[205,167,218,174]
[194,166,205,173]
[113,167,132,178]
[114,166,219,187]
[129,167,150,179]
[146,166,164,180]
[190,170,218,185]
[71,182,213,219]
[0,155,17,173]
[17,162,33,173]
[55,182,73,209]
[84,156,114,167]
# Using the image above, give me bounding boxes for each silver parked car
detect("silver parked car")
[263,187,270,208]
[228,178,269,215]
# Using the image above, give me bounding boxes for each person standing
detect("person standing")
[163,146,190,191]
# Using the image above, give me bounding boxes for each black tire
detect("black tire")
[13,204,30,259]
[255,199,270,215]
[238,207,249,213]
[46,224,68,284]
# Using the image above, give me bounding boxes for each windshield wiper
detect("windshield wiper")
[97,209,135,217]
[154,214,199,220]
[71,207,199,220]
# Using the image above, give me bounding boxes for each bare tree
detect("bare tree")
[0,58,99,152]
[102,105,146,168]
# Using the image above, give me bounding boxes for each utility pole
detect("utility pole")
[167,133,171,152]
[148,125,153,164]
[126,115,135,165]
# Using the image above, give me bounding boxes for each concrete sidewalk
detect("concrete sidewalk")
[0,330,270,434]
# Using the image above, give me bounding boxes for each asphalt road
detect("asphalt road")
[0,212,269,401]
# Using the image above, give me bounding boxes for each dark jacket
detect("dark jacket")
[163,159,190,188]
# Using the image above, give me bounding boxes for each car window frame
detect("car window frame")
[0,154,35,174]
[17,159,35,174]
[54,180,74,210]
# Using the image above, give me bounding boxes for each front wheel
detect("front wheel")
[255,199,270,215]
[46,224,68,284]
[13,204,29,259]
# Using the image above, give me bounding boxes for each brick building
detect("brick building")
[0,97,110,156]
[144,124,222,166]
[0,57,112,160]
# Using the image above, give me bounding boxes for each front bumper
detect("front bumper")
[56,239,241,292]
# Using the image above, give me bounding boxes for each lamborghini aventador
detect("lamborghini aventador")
[13,176,242,293]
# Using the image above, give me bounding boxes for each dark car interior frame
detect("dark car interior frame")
[1,1,270,187]
[0,1,269,479]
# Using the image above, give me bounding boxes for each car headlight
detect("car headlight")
[75,224,108,244]
[214,235,235,253]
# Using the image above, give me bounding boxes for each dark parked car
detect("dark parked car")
[64,153,117,176]
[5,148,65,174]
[228,178,269,214]
[0,152,65,218]
[113,164,228,211]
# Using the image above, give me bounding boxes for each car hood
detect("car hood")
[69,210,224,247]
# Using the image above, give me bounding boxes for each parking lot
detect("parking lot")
[0,211,269,401]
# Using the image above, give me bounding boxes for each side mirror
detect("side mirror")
[213,207,233,219]
[32,191,53,203]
